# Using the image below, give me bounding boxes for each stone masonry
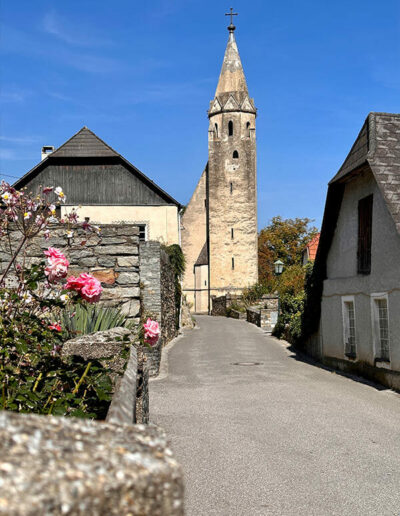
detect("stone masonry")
[140,241,177,376]
[0,224,141,325]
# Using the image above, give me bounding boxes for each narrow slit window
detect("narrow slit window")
[231,228,234,239]
[214,123,218,138]
[246,121,251,137]
[230,182,233,194]
[232,257,235,269]
[228,120,233,136]
[233,150,239,159]
[358,195,373,274]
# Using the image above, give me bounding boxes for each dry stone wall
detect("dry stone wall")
[0,224,141,325]
[140,241,178,376]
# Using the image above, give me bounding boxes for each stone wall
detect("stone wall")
[246,296,279,334]
[140,241,178,376]
[0,411,184,515]
[0,224,141,325]
[211,294,227,316]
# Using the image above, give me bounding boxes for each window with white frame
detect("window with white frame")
[371,293,390,362]
[342,296,356,358]
[137,224,147,242]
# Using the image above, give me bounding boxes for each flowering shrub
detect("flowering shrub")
[0,181,112,418]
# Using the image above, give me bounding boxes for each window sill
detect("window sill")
[375,359,391,370]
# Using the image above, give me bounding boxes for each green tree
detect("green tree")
[258,216,318,287]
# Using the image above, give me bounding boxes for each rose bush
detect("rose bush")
[0,181,113,418]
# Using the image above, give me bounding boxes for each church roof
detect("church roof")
[215,31,249,97]
[194,242,208,267]
[14,127,181,208]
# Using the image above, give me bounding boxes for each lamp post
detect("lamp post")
[274,260,284,318]
[274,259,284,276]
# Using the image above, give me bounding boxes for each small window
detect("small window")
[246,121,251,137]
[204,199,207,208]
[231,228,234,239]
[342,297,356,358]
[371,294,390,362]
[232,257,235,269]
[358,195,373,274]
[228,121,233,136]
[138,224,147,242]
[204,280,207,286]
[214,123,218,138]
[233,150,239,159]
[230,182,233,194]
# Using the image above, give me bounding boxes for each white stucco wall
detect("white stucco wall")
[61,205,179,245]
[321,169,400,371]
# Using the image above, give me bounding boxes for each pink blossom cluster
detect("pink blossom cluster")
[143,318,160,346]
[44,248,69,283]
[66,273,102,303]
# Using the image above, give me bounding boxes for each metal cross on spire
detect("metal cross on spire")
[225,7,238,32]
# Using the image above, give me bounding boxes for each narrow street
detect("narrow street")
[150,316,400,516]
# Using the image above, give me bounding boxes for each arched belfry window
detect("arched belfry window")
[246,121,251,137]
[228,120,233,136]
[233,150,239,159]
[215,123,218,138]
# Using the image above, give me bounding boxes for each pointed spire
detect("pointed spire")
[215,25,248,96]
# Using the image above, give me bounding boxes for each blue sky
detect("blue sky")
[1,0,399,229]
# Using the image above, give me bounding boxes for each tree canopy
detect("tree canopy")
[258,216,318,287]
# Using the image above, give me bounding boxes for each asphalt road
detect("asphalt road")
[150,316,400,516]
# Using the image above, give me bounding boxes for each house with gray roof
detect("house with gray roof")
[303,112,400,390]
[15,127,181,245]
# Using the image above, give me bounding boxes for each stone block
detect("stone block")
[98,256,117,267]
[116,272,140,285]
[0,411,184,515]
[101,287,140,300]
[117,256,139,267]
[68,248,94,259]
[120,299,141,317]
[62,327,132,377]
[79,257,98,267]
[96,245,138,256]
[91,268,119,285]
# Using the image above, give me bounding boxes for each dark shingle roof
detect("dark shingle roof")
[194,242,208,266]
[330,112,400,234]
[302,112,400,340]
[50,127,119,158]
[13,127,181,208]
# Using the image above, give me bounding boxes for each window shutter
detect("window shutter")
[357,195,373,274]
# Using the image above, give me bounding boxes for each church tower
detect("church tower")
[181,12,258,312]
[207,13,258,298]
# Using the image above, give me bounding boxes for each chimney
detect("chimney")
[41,145,55,161]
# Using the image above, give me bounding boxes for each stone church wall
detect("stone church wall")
[181,168,207,307]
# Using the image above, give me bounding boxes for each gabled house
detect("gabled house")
[304,112,400,390]
[14,127,181,245]
[302,233,320,265]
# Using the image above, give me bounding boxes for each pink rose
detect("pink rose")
[66,275,86,292]
[45,258,69,283]
[143,318,160,346]
[44,247,67,261]
[66,273,102,303]
[44,249,69,283]
[80,276,102,303]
